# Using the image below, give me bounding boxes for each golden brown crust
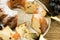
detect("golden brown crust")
[0,37,3,40]
[11,32,20,40]
[8,16,17,29]
[7,1,14,9]
[31,14,48,34]
[31,14,41,35]
[40,17,48,33]
[7,0,26,9]
[25,2,38,14]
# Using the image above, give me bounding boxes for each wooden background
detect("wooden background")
[39,0,60,40]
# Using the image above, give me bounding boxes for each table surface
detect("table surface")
[45,20,60,40]
[39,0,60,40]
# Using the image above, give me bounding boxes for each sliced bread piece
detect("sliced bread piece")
[0,26,15,40]
[31,14,41,34]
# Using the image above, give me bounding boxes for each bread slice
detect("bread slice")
[31,14,47,34]
[25,2,38,14]
[0,26,15,40]
[31,14,41,34]
[0,34,12,40]
[2,26,15,36]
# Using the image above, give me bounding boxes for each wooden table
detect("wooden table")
[39,0,60,40]
[45,20,60,40]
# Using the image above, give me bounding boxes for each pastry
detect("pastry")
[7,1,14,9]
[31,14,41,34]
[8,0,26,9]
[25,2,38,14]
[40,17,48,33]
[16,23,39,40]
[0,26,15,40]
[31,14,47,34]
[24,1,46,16]
[0,34,11,40]
[0,0,48,40]
[8,0,47,16]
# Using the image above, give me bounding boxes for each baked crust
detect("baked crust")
[31,14,48,34]
[7,0,26,9]
[40,17,48,33]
